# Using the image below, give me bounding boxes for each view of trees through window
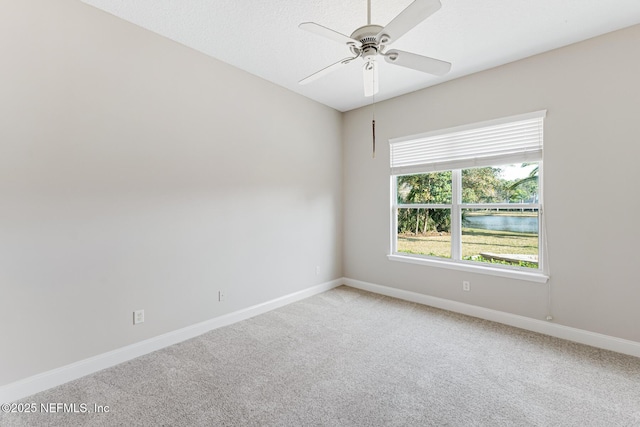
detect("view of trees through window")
[396,163,540,269]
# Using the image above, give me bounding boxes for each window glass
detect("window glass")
[393,164,542,272]
[397,208,451,259]
[462,208,539,269]
[462,163,539,204]
[397,171,452,204]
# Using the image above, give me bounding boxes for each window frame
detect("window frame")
[388,113,548,283]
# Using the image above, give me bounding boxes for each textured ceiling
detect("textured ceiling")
[81,0,640,112]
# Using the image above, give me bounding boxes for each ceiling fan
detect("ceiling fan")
[298,0,451,97]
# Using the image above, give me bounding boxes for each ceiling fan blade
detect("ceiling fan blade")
[376,0,441,45]
[363,60,379,97]
[299,56,358,85]
[384,49,451,76]
[299,22,362,48]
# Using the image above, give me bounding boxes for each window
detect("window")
[389,111,547,282]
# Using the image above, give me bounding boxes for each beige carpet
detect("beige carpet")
[2,286,640,426]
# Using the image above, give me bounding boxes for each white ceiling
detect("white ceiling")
[81,0,640,112]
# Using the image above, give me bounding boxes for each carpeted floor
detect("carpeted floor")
[2,285,640,426]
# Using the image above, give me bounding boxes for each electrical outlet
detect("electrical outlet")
[315,266,320,276]
[462,281,470,292]
[133,309,145,325]
[218,291,225,302]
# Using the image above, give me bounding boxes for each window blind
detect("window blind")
[390,110,546,175]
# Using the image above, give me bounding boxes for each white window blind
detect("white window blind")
[390,110,546,175]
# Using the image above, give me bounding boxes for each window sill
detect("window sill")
[387,254,549,283]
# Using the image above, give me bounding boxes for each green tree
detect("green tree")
[507,164,538,203]
[397,171,451,234]
[462,167,505,203]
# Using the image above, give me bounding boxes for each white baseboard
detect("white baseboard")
[4,277,638,404]
[0,279,342,404]
[343,278,640,359]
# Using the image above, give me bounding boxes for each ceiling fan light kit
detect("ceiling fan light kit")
[298,0,451,97]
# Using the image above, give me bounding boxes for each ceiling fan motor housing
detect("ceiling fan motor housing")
[350,24,384,59]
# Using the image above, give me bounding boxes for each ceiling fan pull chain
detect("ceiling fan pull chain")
[372,87,376,158]
[372,119,376,158]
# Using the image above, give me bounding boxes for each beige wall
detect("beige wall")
[0,0,343,386]
[343,24,640,342]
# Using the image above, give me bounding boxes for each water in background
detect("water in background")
[463,215,538,233]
